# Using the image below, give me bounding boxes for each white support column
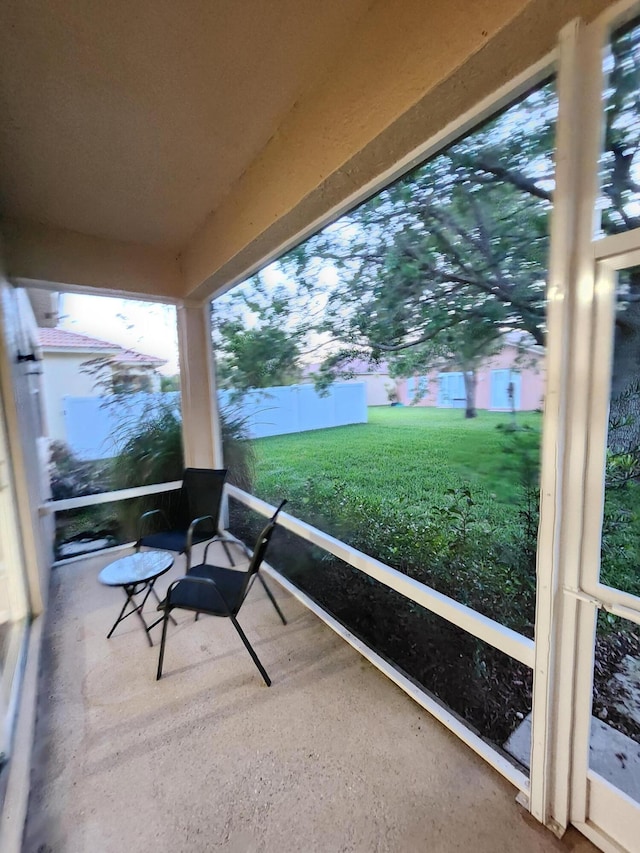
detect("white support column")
[177,301,223,469]
[529,17,604,832]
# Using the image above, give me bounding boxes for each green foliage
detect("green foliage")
[160,374,180,392]
[217,407,256,492]
[215,322,303,393]
[211,274,311,395]
[602,19,640,235]
[243,406,640,634]
[48,440,108,500]
[212,23,640,425]
[213,80,559,418]
[51,400,258,551]
[110,401,184,488]
[277,81,557,394]
[105,398,256,539]
[109,398,256,493]
[599,381,640,597]
[250,408,541,634]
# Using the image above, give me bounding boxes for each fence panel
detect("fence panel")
[64,392,180,460]
[64,384,367,458]
[218,382,367,439]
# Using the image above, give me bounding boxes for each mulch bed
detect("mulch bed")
[233,506,640,755]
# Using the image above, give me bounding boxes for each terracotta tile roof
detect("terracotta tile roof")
[38,328,166,364]
[38,328,116,350]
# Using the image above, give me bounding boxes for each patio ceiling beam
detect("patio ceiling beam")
[2,219,182,301]
[182,0,614,304]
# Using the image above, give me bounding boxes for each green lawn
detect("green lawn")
[234,407,638,742]
[254,406,541,522]
[249,406,541,633]
[249,405,640,614]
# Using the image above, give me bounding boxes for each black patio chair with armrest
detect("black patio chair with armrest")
[155,500,287,683]
[136,467,234,571]
[192,533,288,627]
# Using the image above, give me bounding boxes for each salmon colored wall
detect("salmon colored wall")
[398,346,545,411]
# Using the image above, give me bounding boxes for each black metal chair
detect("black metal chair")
[155,500,288,683]
[136,468,234,571]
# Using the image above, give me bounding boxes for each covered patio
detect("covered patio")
[24,546,592,853]
[2,1,640,851]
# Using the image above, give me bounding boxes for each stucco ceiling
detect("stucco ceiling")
[0,0,371,251]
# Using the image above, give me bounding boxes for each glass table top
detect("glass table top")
[98,551,174,587]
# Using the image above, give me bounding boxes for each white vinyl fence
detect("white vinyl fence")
[64,392,180,461]
[63,383,367,459]
[218,382,367,439]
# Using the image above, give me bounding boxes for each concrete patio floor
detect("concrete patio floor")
[23,546,596,853]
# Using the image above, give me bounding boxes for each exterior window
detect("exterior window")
[490,370,521,410]
[213,77,557,762]
[437,373,466,408]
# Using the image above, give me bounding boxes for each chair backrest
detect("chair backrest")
[237,500,287,609]
[176,468,228,535]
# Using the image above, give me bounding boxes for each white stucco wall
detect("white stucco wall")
[0,281,53,615]
[40,351,111,442]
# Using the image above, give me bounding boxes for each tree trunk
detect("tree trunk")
[463,370,477,419]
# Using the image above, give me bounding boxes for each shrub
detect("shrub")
[48,440,109,499]
[48,442,117,556]
[108,398,256,538]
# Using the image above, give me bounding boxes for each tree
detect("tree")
[388,321,503,418]
[280,81,557,416]
[212,273,319,396]
[215,20,640,426]
[160,374,180,392]
[601,21,640,420]
[214,321,303,392]
[285,20,640,427]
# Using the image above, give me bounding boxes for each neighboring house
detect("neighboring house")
[304,359,399,406]
[303,339,543,412]
[38,327,166,443]
[399,334,545,412]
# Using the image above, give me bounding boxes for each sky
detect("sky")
[59,293,179,375]
[57,257,337,378]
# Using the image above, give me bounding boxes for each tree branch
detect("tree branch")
[474,159,552,202]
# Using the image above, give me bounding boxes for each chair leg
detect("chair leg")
[221,538,235,567]
[257,572,287,625]
[150,585,177,626]
[156,609,171,680]
[230,616,271,686]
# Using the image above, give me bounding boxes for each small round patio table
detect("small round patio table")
[99,551,175,646]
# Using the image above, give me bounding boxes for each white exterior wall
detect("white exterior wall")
[0,282,52,614]
[40,351,112,442]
